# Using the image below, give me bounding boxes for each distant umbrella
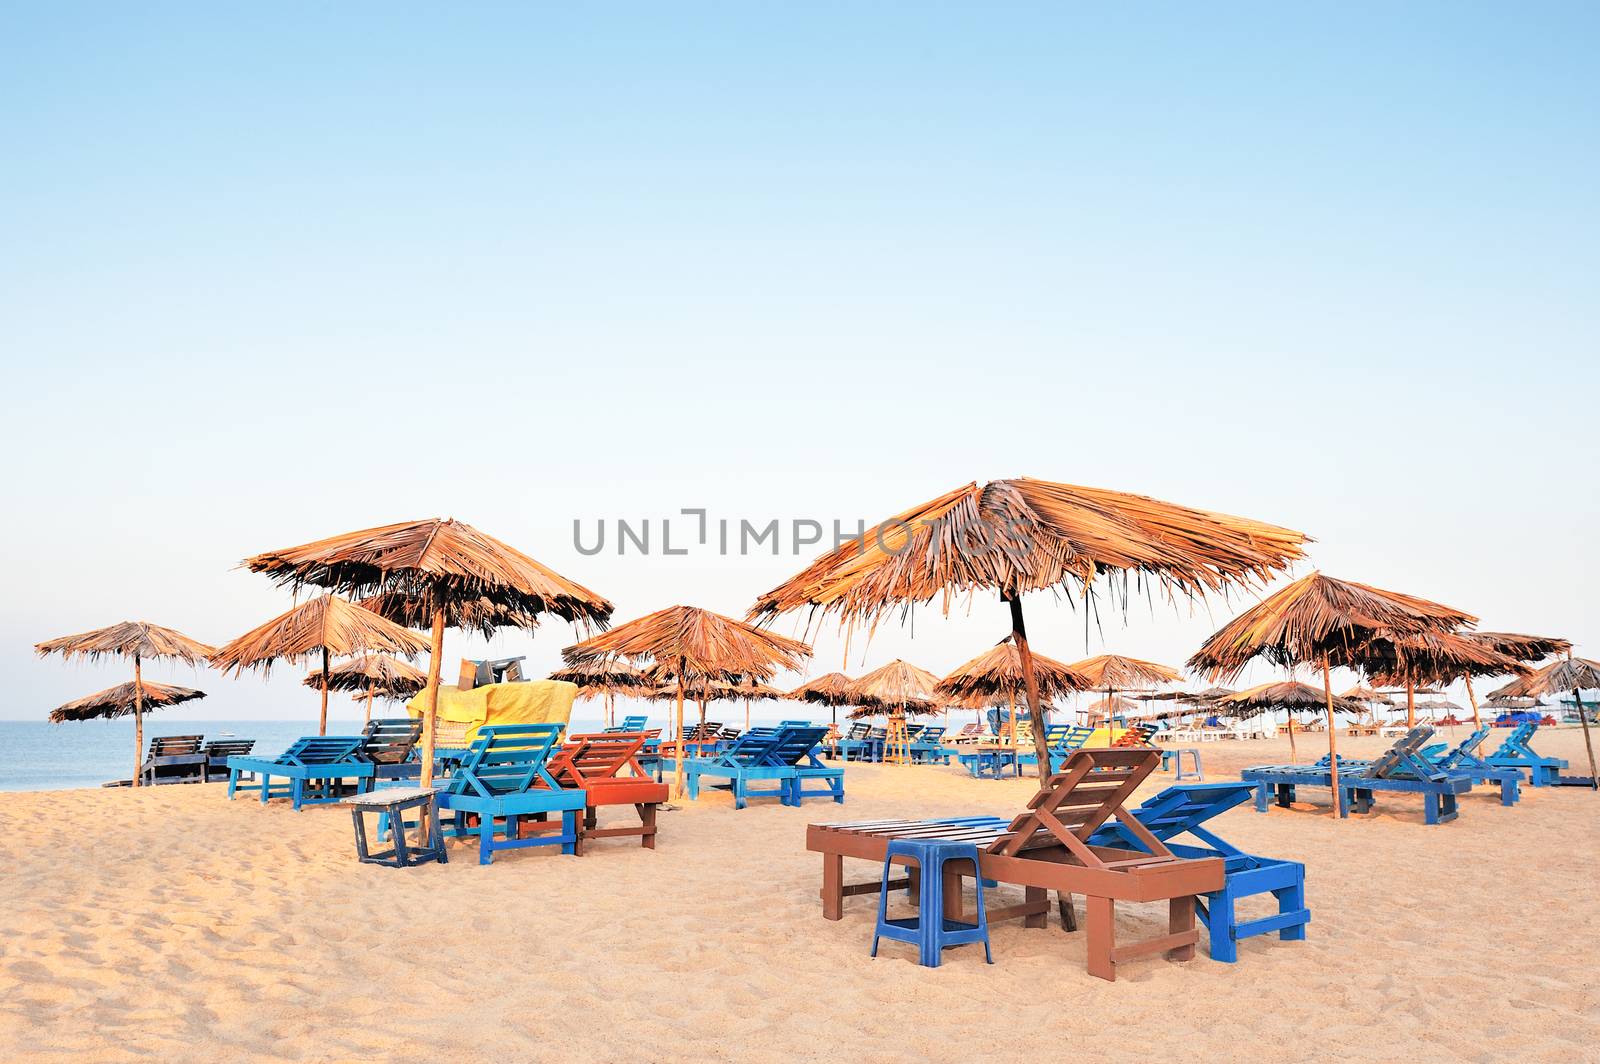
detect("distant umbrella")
[49,679,206,723]
[1356,628,1530,729]
[937,638,1089,742]
[549,660,651,729]
[1190,572,1475,816]
[303,654,427,724]
[563,605,812,798]
[1069,654,1182,743]
[212,593,430,735]
[847,660,943,720]
[749,477,1308,779]
[243,517,613,786]
[1218,682,1370,760]
[35,621,215,788]
[786,672,856,724]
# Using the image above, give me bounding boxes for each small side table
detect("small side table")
[343,787,448,868]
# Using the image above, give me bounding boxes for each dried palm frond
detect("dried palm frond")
[36,621,214,665]
[302,655,427,696]
[1070,654,1182,691]
[49,680,205,722]
[1216,681,1368,719]
[357,591,539,639]
[935,638,1090,708]
[643,677,784,702]
[1463,632,1571,663]
[210,593,430,675]
[562,605,811,682]
[1341,685,1393,704]
[1083,694,1143,718]
[244,517,613,631]
[1358,628,1526,688]
[786,672,856,706]
[749,478,1308,624]
[846,659,943,712]
[1492,657,1600,699]
[1188,572,1477,681]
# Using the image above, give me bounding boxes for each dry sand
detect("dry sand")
[1,728,1597,1063]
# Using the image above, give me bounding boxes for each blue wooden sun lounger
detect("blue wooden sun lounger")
[1413,727,1521,805]
[226,735,369,810]
[1242,726,1474,825]
[908,725,955,764]
[432,723,585,865]
[1482,722,1567,787]
[668,725,842,808]
[1084,782,1309,963]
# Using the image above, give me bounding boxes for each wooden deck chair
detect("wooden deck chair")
[545,731,667,850]
[358,717,424,781]
[436,723,584,864]
[201,739,254,782]
[137,734,207,785]
[226,735,368,809]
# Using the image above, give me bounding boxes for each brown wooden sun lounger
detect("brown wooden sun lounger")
[807,748,1224,981]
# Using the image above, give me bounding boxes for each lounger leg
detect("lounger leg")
[1204,889,1235,962]
[1253,784,1269,812]
[1086,896,1116,981]
[1440,792,1458,824]
[822,852,844,920]
[1023,886,1048,929]
[227,769,239,800]
[1058,892,1077,933]
[478,818,494,865]
[1168,896,1197,962]
[291,778,305,812]
[639,803,657,849]
[1274,878,1306,942]
[562,810,578,855]
[258,773,270,804]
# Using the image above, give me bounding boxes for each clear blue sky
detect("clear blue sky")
[4,3,1595,721]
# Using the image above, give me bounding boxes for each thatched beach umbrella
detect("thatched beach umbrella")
[1452,632,1572,728]
[1189,572,1475,816]
[786,672,856,724]
[749,477,1307,778]
[1069,654,1182,743]
[847,660,942,716]
[35,621,215,787]
[1491,656,1600,788]
[563,606,812,798]
[1218,682,1369,761]
[50,679,205,722]
[212,593,430,735]
[549,660,651,729]
[936,639,1089,743]
[1357,629,1527,729]
[303,654,427,724]
[243,518,613,786]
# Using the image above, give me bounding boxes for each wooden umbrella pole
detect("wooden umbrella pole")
[365,681,375,725]
[744,698,751,732]
[672,659,688,800]
[1286,708,1297,763]
[1464,676,1480,730]
[1323,652,1342,818]
[132,655,144,789]
[419,596,446,790]
[1006,595,1052,780]
[319,648,331,736]
[1406,679,1415,728]
[1575,685,1599,789]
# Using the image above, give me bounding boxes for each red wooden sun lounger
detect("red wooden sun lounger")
[544,731,667,852]
[807,748,1222,981]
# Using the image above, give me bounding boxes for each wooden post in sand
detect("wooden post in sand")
[364,681,375,725]
[418,596,446,790]
[673,659,688,800]
[319,648,331,736]
[1322,653,1342,817]
[1006,595,1053,780]
[1574,683,1599,790]
[1464,676,1480,730]
[132,655,144,789]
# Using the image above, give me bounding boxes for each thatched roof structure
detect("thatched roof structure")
[302,655,426,697]
[1216,681,1368,718]
[1413,699,1464,715]
[935,638,1089,708]
[548,660,652,700]
[786,672,855,706]
[1466,632,1571,662]
[211,594,430,675]
[244,518,613,631]
[1492,657,1600,699]
[1082,694,1143,718]
[1358,628,1526,689]
[49,680,206,723]
[357,592,538,639]
[1070,654,1182,692]
[1482,694,1541,710]
[36,621,214,665]
[847,660,943,717]
[1188,572,1476,681]
[1341,685,1393,705]
[749,478,1308,623]
[644,677,784,702]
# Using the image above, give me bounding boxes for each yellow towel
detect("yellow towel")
[406,680,577,748]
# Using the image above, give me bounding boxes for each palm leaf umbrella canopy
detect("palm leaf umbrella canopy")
[1189,571,1476,816]
[357,591,538,638]
[549,660,651,728]
[211,593,431,735]
[1218,681,1370,759]
[35,621,215,787]
[243,517,613,786]
[303,654,427,724]
[1490,657,1600,787]
[563,605,812,798]
[845,659,944,721]
[749,477,1308,777]
[49,679,206,723]
[936,638,1090,739]
[1355,628,1539,728]
[1069,654,1182,742]
[786,672,856,724]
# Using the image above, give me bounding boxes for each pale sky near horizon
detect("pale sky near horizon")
[3,3,1595,723]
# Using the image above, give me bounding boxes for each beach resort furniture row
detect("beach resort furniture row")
[1241,723,1569,824]
[830,723,955,764]
[658,724,844,809]
[955,724,1094,778]
[106,735,258,786]
[226,718,425,810]
[811,748,1308,978]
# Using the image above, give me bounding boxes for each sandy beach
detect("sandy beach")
[1,728,1596,1064]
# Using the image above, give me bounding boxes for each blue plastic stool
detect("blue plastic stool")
[872,839,993,968]
[1160,747,1203,781]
